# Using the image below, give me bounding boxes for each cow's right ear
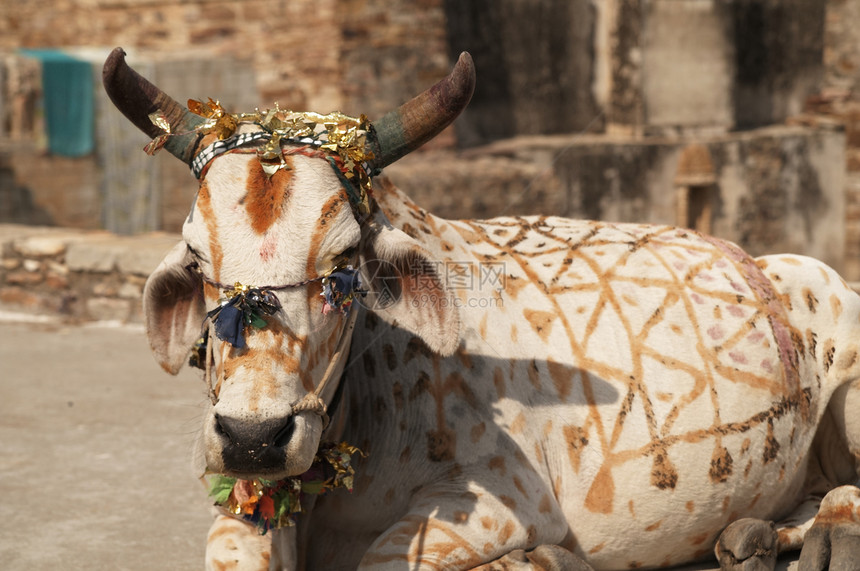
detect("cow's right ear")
[143,241,206,374]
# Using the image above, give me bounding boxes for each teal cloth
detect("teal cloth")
[20,49,94,157]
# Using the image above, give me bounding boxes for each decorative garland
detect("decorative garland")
[146,98,374,213]
[207,441,363,534]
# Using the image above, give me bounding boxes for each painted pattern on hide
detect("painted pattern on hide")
[291,180,860,570]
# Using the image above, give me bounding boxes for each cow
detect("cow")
[103,46,860,571]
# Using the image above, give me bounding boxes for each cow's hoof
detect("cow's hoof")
[798,485,860,571]
[714,518,778,571]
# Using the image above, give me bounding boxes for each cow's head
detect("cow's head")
[104,48,473,479]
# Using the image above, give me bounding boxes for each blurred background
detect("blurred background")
[2,0,860,316]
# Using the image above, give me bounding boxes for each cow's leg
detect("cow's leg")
[797,485,860,571]
[469,545,593,570]
[356,474,569,570]
[205,514,272,571]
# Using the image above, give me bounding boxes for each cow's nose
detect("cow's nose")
[215,414,295,447]
[214,414,295,473]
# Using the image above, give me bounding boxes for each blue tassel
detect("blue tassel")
[214,303,246,348]
[207,287,282,348]
[328,268,361,295]
[322,267,364,314]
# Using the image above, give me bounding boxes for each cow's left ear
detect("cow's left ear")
[360,215,460,356]
[143,241,206,374]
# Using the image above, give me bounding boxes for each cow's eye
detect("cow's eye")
[332,246,357,268]
[187,244,208,263]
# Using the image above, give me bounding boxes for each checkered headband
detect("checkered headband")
[190,131,330,179]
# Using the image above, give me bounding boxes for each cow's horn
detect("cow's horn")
[368,52,475,172]
[102,47,205,164]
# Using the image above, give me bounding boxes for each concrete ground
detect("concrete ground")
[0,311,799,570]
[0,313,212,570]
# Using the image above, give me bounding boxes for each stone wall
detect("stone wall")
[444,0,601,147]
[824,0,860,97]
[0,0,453,234]
[602,0,825,135]
[820,0,860,280]
[0,224,177,322]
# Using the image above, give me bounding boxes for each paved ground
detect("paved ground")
[0,313,212,570]
[0,312,799,570]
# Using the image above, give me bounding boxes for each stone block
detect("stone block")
[0,225,83,253]
[118,281,143,299]
[115,234,181,276]
[5,270,42,286]
[46,261,69,277]
[66,240,121,273]
[13,235,68,258]
[45,274,69,290]
[0,286,62,313]
[640,0,734,132]
[386,150,565,220]
[92,282,119,297]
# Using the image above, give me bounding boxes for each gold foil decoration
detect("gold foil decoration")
[258,132,289,178]
[189,98,238,140]
[149,111,171,133]
[188,97,222,119]
[144,111,171,155]
[213,114,238,140]
[168,97,375,210]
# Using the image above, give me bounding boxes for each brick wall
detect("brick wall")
[0,0,449,118]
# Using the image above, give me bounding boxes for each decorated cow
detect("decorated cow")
[104,47,860,570]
